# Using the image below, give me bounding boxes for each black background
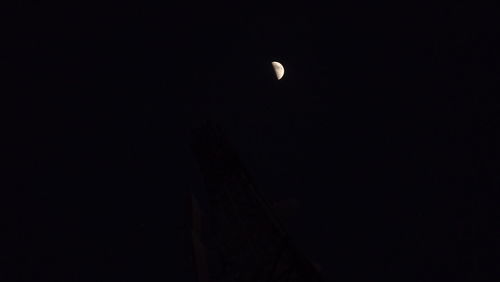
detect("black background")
[4,1,499,281]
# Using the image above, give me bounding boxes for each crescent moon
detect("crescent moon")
[271,61,285,80]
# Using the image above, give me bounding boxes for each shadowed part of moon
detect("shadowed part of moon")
[271,61,285,80]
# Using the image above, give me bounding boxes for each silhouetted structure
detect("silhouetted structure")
[187,121,322,282]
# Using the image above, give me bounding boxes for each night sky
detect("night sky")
[4,2,500,282]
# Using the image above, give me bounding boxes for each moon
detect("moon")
[271,61,285,80]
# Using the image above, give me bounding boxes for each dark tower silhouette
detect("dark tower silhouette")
[187,121,322,282]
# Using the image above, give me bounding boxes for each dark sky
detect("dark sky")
[4,1,500,282]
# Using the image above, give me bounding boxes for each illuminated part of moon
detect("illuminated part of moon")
[271,61,285,80]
